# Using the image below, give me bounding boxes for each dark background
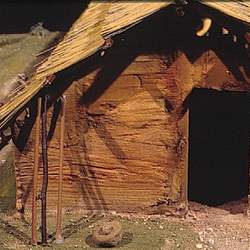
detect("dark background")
[0,2,89,33]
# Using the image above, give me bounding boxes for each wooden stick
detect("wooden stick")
[31,97,42,245]
[41,95,49,245]
[35,45,57,57]
[55,96,66,244]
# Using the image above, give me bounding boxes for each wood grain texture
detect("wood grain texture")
[16,41,250,214]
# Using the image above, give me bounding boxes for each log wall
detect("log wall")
[16,29,250,214]
[17,49,189,213]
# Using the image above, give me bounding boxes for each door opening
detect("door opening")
[188,89,249,206]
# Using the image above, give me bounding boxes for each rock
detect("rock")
[125,214,131,219]
[208,238,214,245]
[110,210,117,216]
[206,227,213,233]
[159,225,164,229]
[30,22,49,38]
[196,243,203,249]
[91,221,122,247]
[161,239,174,250]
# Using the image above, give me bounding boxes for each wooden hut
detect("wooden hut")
[0,1,249,215]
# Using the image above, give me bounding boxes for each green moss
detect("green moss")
[0,31,59,209]
[0,213,199,250]
[0,32,59,83]
[0,155,16,212]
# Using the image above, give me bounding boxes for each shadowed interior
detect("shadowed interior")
[188,88,249,206]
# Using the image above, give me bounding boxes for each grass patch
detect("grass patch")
[0,30,59,209]
[0,32,59,84]
[0,155,16,212]
[0,212,199,250]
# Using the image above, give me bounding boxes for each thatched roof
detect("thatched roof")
[0,1,249,130]
[201,1,250,25]
[0,1,171,129]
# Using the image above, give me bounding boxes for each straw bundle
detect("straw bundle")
[101,2,171,37]
[36,1,171,79]
[0,78,45,129]
[36,2,110,79]
[201,1,250,24]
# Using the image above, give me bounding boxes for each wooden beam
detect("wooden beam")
[179,109,189,204]
[41,95,49,245]
[55,96,66,244]
[31,97,42,246]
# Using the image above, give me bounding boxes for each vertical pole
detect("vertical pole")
[182,109,189,204]
[178,106,189,208]
[55,96,66,244]
[41,95,49,245]
[31,97,42,245]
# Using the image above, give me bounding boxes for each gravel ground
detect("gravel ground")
[0,200,249,250]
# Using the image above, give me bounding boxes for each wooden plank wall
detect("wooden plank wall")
[17,50,186,214]
[17,52,249,215]
[16,15,250,214]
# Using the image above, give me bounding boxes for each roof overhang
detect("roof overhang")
[0,1,249,130]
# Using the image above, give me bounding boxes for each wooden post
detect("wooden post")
[41,95,49,245]
[55,96,66,244]
[180,109,189,204]
[31,97,42,245]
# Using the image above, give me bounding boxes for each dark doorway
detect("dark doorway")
[188,89,249,206]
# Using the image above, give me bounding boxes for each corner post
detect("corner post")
[31,97,42,245]
[55,96,66,244]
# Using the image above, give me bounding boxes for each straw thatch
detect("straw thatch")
[200,1,250,24]
[0,1,171,129]
[0,1,249,130]
[36,2,171,79]
[101,2,171,37]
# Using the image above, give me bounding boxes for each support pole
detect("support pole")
[31,97,42,245]
[55,96,66,244]
[41,95,49,245]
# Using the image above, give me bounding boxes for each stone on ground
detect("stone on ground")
[91,220,122,247]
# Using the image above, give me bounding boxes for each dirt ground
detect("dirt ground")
[186,201,250,250]
[0,200,249,250]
